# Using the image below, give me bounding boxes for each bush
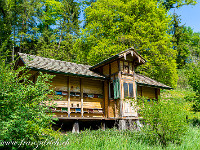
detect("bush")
[0,58,58,149]
[186,62,200,92]
[185,94,200,112]
[184,61,200,112]
[134,97,189,147]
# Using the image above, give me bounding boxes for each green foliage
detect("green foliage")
[183,60,200,112]
[76,0,178,87]
[0,57,58,149]
[134,97,189,146]
[171,14,190,69]
[158,0,197,10]
[171,13,200,69]
[186,62,200,92]
[176,69,191,89]
[185,94,200,112]
[0,0,80,62]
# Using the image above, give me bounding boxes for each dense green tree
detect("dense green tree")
[36,0,80,61]
[171,14,192,68]
[184,60,200,112]
[75,0,178,87]
[0,55,59,149]
[158,0,197,10]
[0,0,80,62]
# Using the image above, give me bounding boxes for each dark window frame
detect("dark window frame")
[123,82,134,98]
[109,82,114,99]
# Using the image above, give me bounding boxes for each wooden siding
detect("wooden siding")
[111,61,118,74]
[119,59,135,75]
[108,100,115,118]
[103,64,109,76]
[50,74,68,91]
[46,74,105,118]
[137,85,159,99]
[137,86,142,96]
[82,78,103,94]
[70,77,80,92]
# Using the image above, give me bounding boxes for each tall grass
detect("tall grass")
[46,128,163,150]
[166,126,200,150]
[45,126,200,150]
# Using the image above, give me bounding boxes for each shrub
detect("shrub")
[183,61,200,112]
[0,58,58,149]
[133,97,189,147]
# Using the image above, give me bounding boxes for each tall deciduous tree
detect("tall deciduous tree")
[158,0,197,10]
[171,14,191,69]
[76,0,178,87]
[0,0,80,62]
[35,0,81,61]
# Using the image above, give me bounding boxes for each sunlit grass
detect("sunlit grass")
[45,126,200,150]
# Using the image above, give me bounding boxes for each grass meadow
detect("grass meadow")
[45,125,200,150]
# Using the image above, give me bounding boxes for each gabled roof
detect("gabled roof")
[136,74,172,89]
[90,47,146,70]
[18,53,106,79]
[18,52,172,89]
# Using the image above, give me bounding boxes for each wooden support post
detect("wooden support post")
[80,78,83,117]
[118,120,127,130]
[103,81,106,117]
[119,71,123,117]
[72,120,79,133]
[67,76,70,117]
[101,121,106,131]
[104,81,109,118]
[133,66,136,98]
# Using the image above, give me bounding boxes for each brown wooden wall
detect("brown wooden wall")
[119,60,134,75]
[137,85,160,99]
[101,59,138,118]
[45,73,105,118]
[26,66,161,120]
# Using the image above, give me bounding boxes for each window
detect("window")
[109,79,120,99]
[129,83,133,97]
[109,82,114,99]
[124,83,128,98]
[123,82,134,98]
[124,66,129,73]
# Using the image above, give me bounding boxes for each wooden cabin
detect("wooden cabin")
[16,47,172,131]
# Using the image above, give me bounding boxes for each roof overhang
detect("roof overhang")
[90,47,146,70]
[136,82,173,90]
[29,67,106,80]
